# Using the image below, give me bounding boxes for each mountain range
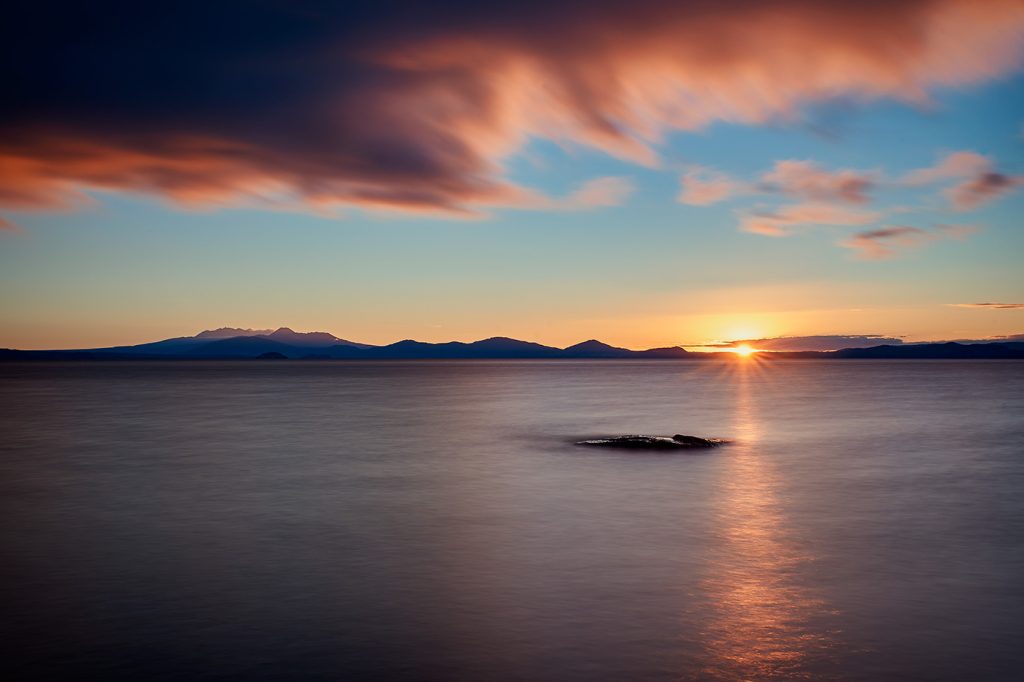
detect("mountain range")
[2,328,1023,360]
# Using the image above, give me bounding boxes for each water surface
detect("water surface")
[2,360,1022,680]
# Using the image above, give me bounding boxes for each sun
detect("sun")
[733,343,757,357]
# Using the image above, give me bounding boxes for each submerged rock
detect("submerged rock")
[577,434,727,450]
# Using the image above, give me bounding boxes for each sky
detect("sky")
[2,0,1023,351]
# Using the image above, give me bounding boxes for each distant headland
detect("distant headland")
[2,327,1023,360]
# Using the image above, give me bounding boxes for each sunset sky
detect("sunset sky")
[2,0,1023,350]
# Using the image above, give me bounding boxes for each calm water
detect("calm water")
[2,360,1023,681]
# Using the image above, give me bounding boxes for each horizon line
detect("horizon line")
[5,325,1024,355]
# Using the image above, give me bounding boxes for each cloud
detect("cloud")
[2,1,1024,218]
[902,151,991,185]
[946,172,1024,210]
[683,158,882,242]
[841,227,930,258]
[840,224,976,259]
[705,335,904,352]
[759,160,874,204]
[741,202,881,237]
[679,167,738,205]
[682,157,893,238]
[507,176,633,212]
[903,151,1024,209]
[948,302,1024,309]
[679,159,875,207]
[554,176,634,210]
[686,151,1017,244]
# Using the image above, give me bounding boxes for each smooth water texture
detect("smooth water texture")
[2,360,1022,681]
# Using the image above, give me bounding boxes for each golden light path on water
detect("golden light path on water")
[693,354,838,680]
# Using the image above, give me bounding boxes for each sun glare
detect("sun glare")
[733,344,757,357]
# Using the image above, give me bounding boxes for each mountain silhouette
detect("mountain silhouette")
[2,329,1022,360]
[562,340,632,357]
[353,337,566,359]
[47,327,374,358]
[559,340,692,359]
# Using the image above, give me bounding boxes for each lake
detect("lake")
[2,360,1022,680]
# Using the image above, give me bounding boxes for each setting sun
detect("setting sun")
[733,344,757,357]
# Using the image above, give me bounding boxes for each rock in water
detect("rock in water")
[671,434,723,447]
[577,434,727,450]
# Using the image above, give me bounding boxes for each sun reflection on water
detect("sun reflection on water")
[695,359,836,680]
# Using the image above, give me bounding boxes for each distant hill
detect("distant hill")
[2,331,1022,360]
[562,340,634,358]
[561,340,692,359]
[832,342,1024,359]
[353,337,566,359]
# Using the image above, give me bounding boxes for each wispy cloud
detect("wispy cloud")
[901,151,992,185]
[678,167,738,206]
[684,158,891,242]
[948,302,1024,309]
[687,159,885,238]
[508,177,635,213]
[840,224,977,260]
[679,149,1017,255]
[946,172,1024,210]
[679,160,875,208]
[903,151,1024,210]
[841,227,932,259]
[759,160,874,204]
[740,203,881,237]
[553,177,634,211]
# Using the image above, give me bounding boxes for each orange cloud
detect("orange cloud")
[551,177,635,210]
[948,302,1024,309]
[946,172,1024,210]
[759,160,874,204]
[682,159,876,208]
[903,151,1024,209]
[741,202,881,237]
[902,151,992,185]
[2,1,1024,217]
[840,224,976,259]
[679,167,738,205]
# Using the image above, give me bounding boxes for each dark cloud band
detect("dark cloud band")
[2,0,1023,217]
